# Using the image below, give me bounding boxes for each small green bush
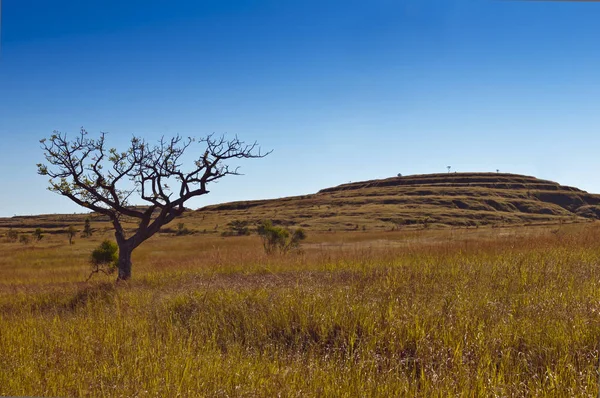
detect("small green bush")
[226,220,251,236]
[91,240,118,266]
[257,220,306,254]
[87,240,118,281]
[81,217,93,238]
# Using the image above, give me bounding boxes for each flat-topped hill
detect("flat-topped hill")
[197,173,600,231]
[318,172,584,193]
[2,173,600,233]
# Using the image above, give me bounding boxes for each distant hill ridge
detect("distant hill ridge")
[318,173,584,193]
[199,172,600,230]
[2,173,600,231]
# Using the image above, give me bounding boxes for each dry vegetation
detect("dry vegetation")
[4,173,600,236]
[1,220,600,396]
[198,172,600,231]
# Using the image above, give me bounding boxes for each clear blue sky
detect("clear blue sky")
[1,0,600,217]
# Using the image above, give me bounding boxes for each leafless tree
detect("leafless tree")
[38,128,268,281]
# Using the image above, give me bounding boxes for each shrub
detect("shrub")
[257,220,307,254]
[81,217,93,238]
[226,220,251,236]
[87,240,118,281]
[67,226,77,245]
[176,223,193,236]
[33,228,44,241]
[19,234,30,245]
[6,229,18,242]
[91,240,118,266]
[421,217,432,229]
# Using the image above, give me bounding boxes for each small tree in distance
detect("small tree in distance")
[33,228,44,241]
[38,128,268,281]
[81,217,93,238]
[67,226,77,245]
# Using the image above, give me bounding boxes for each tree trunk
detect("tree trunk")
[116,243,133,281]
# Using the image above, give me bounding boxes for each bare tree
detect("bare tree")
[38,128,268,281]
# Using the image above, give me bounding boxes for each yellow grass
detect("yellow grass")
[1,223,600,396]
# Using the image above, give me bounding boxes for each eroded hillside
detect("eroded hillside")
[197,173,600,231]
[2,173,599,233]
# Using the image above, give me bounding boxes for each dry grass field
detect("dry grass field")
[1,221,600,396]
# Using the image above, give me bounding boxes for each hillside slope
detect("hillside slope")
[2,173,600,232]
[197,173,600,231]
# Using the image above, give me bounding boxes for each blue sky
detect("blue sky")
[1,0,600,216]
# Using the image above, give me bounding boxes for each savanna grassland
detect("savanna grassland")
[1,222,600,397]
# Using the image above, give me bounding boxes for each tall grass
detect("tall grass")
[1,224,599,396]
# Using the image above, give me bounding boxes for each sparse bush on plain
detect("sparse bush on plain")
[176,222,193,236]
[91,240,118,267]
[225,220,251,236]
[66,226,77,245]
[421,216,431,229]
[257,220,306,254]
[6,229,18,242]
[33,228,44,241]
[18,234,30,245]
[87,240,118,281]
[81,217,93,238]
